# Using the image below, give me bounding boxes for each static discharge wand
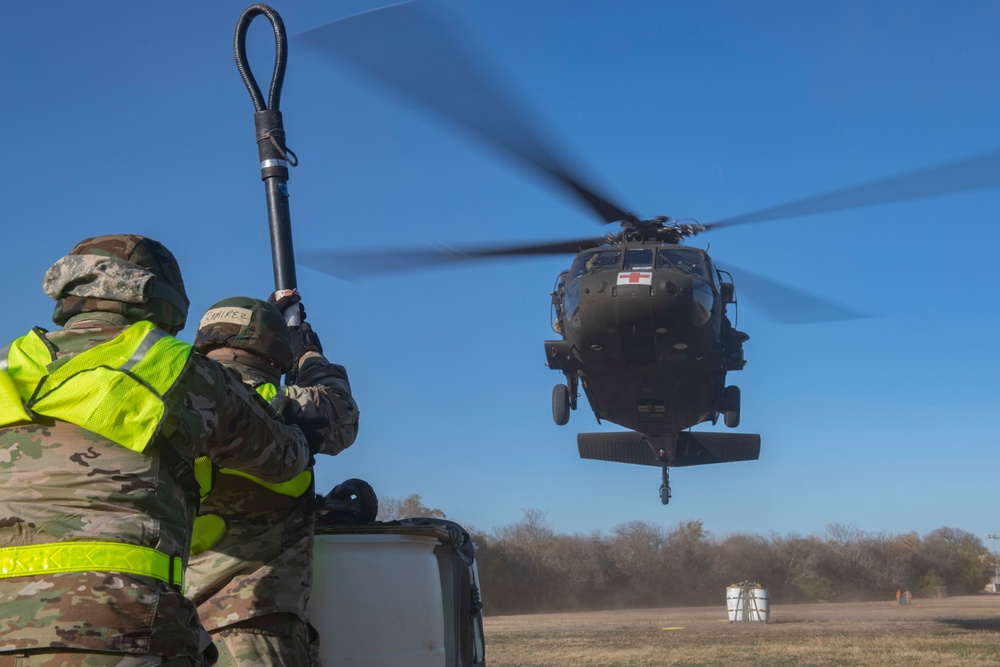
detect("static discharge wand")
[234,3,301,325]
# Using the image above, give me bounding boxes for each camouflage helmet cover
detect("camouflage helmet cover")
[45,234,190,333]
[194,296,294,373]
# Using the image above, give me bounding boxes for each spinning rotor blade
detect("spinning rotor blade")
[705,149,1000,230]
[293,4,1000,320]
[298,236,609,280]
[720,263,870,324]
[295,2,632,224]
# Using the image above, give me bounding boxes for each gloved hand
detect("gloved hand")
[274,393,301,421]
[298,420,327,456]
[268,290,307,322]
[267,292,323,358]
[289,321,324,358]
[276,394,328,455]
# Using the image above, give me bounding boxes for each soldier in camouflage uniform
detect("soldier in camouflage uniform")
[0,235,314,667]
[186,295,359,667]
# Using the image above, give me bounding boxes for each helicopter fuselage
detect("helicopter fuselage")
[546,241,743,440]
[545,240,758,503]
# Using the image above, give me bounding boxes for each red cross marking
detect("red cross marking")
[622,272,651,283]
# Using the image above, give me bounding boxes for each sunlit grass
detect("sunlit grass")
[483,596,1000,667]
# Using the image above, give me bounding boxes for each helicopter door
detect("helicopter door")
[551,270,569,335]
[565,248,621,325]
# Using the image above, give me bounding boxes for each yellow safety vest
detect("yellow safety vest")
[190,382,312,555]
[0,322,194,587]
[0,321,192,451]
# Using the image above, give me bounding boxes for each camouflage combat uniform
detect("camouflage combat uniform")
[0,237,312,667]
[186,298,359,667]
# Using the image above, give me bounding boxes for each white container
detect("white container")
[726,584,770,622]
[310,534,446,667]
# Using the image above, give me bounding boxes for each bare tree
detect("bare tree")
[375,493,446,522]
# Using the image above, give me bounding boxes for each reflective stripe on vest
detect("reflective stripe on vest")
[0,541,184,588]
[216,465,313,498]
[192,458,313,501]
[0,322,192,452]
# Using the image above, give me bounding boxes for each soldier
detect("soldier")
[186,295,359,666]
[0,235,314,667]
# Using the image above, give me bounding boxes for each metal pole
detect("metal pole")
[234,4,301,317]
[255,109,297,292]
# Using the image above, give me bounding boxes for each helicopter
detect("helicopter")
[292,2,1000,505]
[543,221,756,505]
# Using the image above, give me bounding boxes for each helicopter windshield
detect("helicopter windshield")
[572,248,621,280]
[657,248,707,278]
[624,248,653,270]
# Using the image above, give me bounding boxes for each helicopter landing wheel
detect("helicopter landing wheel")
[552,383,570,426]
[723,385,741,428]
[659,466,671,505]
[659,484,671,505]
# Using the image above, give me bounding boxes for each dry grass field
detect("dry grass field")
[483,595,1000,667]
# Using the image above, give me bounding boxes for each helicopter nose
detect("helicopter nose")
[613,271,683,334]
[612,271,713,335]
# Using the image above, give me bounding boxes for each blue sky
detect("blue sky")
[3,1,999,541]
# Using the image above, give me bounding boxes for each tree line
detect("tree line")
[470,511,994,615]
[376,497,995,616]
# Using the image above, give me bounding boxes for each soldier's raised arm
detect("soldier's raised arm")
[268,292,360,456]
[163,351,312,483]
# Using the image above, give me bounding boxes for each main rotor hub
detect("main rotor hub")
[620,217,707,244]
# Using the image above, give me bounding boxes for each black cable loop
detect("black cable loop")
[234,3,288,112]
[270,135,298,166]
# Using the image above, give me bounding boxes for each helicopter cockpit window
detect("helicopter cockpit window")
[624,248,654,270]
[572,249,621,280]
[657,248,707,278]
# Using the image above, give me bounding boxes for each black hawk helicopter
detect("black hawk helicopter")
[294,2,1000,504]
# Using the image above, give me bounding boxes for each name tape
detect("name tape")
[198,307,253,329]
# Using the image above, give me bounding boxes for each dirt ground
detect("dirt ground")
[482,595,1000,667]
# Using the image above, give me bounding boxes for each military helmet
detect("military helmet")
[45,234,190,334]
[194,296,293,373]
